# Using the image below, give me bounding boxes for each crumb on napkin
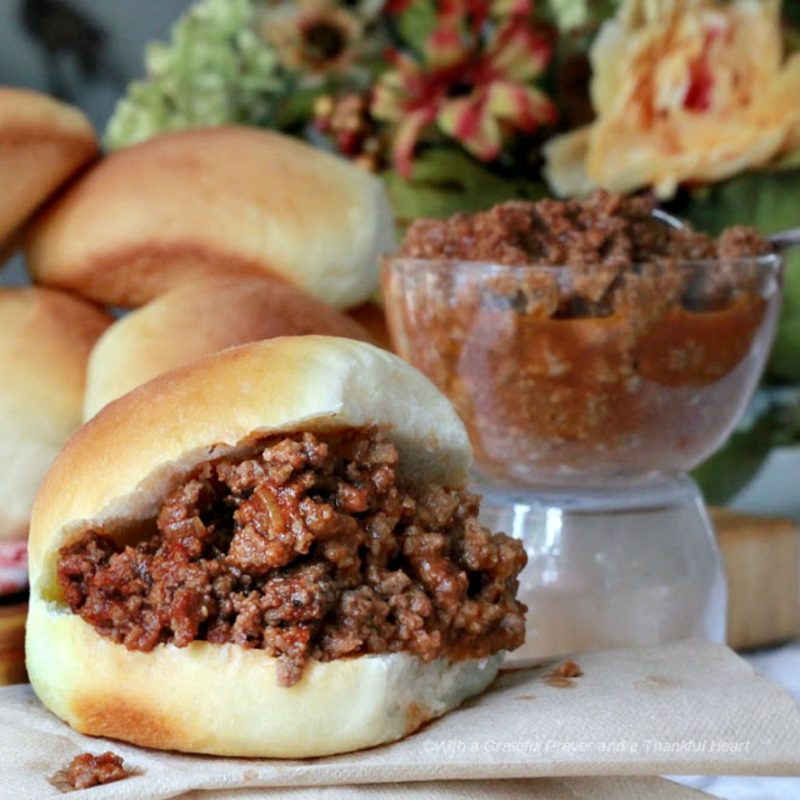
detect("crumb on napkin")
[66,751,128,790]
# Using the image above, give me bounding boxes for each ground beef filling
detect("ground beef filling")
[399,191,772,266]
[57,429,527,687]
[66,752,127,790]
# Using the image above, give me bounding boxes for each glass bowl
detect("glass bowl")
[383,254,783,487]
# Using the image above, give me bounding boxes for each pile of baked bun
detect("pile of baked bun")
[7,87,530,760]
[0,86,395,587]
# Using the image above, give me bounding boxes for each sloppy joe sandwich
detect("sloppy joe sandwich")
[83,275,372,420]
[0,87,97,259]
[26,126,395,309]
[26,336,526,757]
[0,288,110,578]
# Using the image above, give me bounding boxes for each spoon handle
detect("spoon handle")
[650,208,686,229]
[769,228,800,250]
[651,209,800,252]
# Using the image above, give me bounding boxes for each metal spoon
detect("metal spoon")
[652,208,800,250]
[767,228,800,250]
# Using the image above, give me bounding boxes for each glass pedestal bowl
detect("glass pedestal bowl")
[383,253,783,663]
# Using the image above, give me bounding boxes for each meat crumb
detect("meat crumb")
[551,660,583,679]
[542,660,583,689]
[399,191,772,265]
[66,752,127,790]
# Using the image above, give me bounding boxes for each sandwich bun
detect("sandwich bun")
[26,126,395,309]
[26,336,501,758]
[83,274,372,420]
[0,287,111,542]
[0,87,97,257]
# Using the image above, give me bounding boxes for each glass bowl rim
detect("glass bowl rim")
[382,252,783,274]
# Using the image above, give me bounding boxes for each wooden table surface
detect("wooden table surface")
[0,597,27,686]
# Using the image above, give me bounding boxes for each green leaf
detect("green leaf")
[394,0,438,56]
[769,147,800,173]
[275,86,323,130]
[681,168,800,240]
[783,3,800,28]
[769,317,800,381]
[692,412,776,505]
[693,389,800,503]
[680,168,800,382]
[384,148,547,225]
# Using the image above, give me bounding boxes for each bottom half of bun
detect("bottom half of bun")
[26,595,502,758]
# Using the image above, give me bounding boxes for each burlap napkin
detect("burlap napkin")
[180,777,711,798]
[1,641,798,800]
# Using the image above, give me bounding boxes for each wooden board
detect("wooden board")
[0,599,27,686]
[712,508,800,650]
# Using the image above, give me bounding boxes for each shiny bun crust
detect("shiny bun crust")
[0,287,111,541]
[26,336,485,757]
[0,87,97,253]
[26,126,395,308]
[83,275,372,419]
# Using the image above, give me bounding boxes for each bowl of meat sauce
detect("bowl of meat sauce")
[383,192,782,487]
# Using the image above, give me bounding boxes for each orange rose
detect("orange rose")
[545,0,800,197]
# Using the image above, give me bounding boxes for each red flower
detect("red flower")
[372,3,555,176]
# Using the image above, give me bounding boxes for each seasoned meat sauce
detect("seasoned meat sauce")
[386,192,778,480]
[399,191,772,267]
[57,429,526,687]
[66,752,127,790]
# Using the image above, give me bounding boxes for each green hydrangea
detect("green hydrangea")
[105,0,287,149]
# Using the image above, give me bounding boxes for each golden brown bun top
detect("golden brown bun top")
[0,87,97,251]
[0,287,112,541]
[0,286,111,433]
[26,126,395,308]
[83,274,372,419]
[0,87,94,142]
[30,336,470,596]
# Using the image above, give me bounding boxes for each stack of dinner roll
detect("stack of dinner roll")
[0,86,395,569]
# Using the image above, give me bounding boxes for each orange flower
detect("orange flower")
[545,0,800,198]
